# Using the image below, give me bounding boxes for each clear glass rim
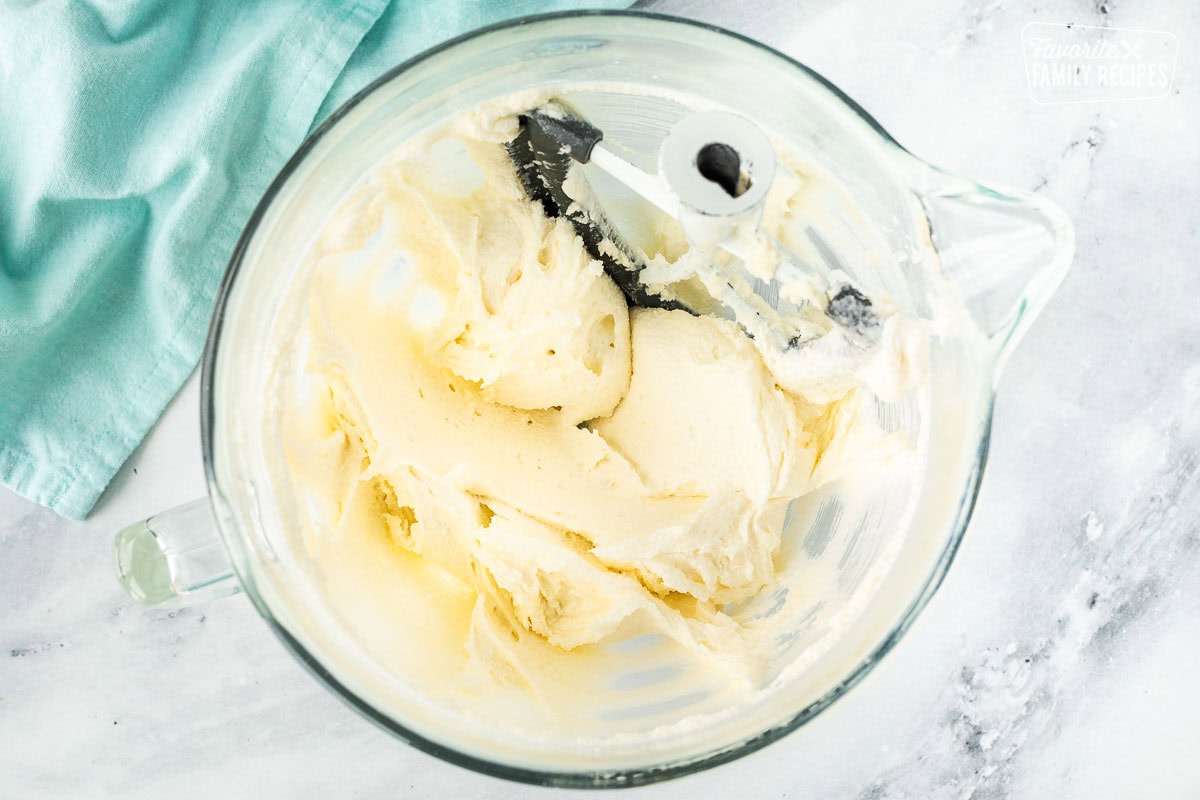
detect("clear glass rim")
[200,9,992,788]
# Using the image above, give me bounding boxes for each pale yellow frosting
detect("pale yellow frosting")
[277,105,926,721]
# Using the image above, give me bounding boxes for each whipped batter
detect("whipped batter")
[277,96,928,729]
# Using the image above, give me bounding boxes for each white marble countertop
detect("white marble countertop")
[3,0,1197,797]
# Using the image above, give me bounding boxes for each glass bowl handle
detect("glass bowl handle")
[113,498,240,607]
[912,168,1075,381]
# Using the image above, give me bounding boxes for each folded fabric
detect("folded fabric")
[0,0,631,520]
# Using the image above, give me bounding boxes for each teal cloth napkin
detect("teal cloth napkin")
[0,0,632,519]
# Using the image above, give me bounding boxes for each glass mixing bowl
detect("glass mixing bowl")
[114,11,1072,787]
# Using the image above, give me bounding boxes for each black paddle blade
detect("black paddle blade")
[506,106,684,312]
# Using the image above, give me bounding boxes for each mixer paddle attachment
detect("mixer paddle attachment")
[507,102,881,353]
